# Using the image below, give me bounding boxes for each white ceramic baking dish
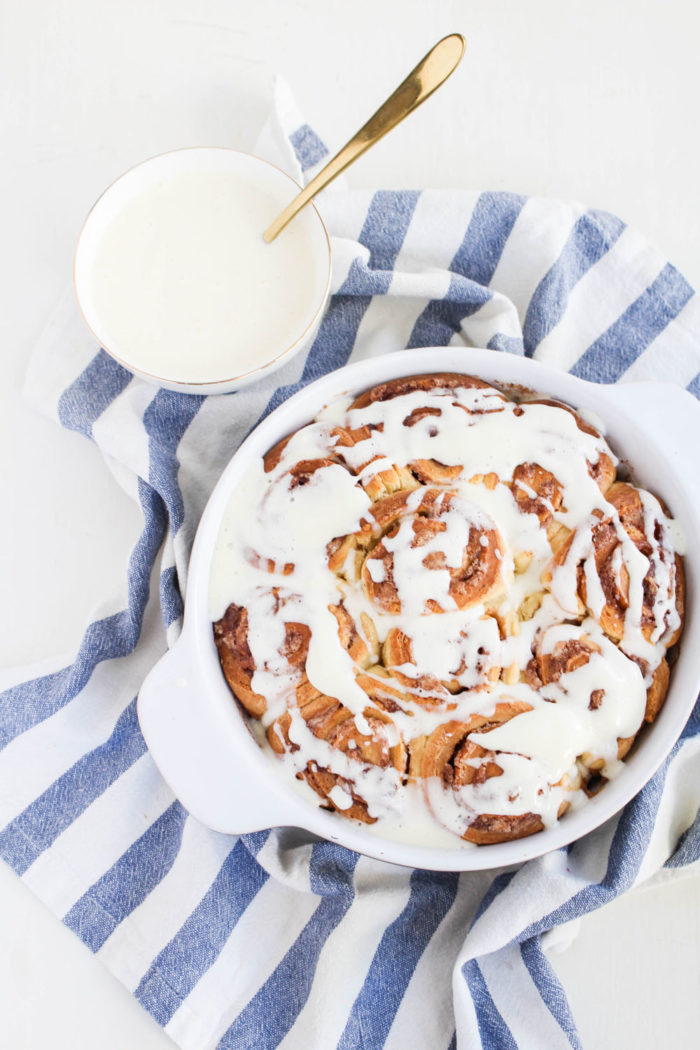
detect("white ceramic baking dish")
[138,347,700,870]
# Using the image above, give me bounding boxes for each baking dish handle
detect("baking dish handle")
[598,381,700,514]
[137,638,284,835]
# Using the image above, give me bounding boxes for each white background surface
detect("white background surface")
[1,1,699,1047]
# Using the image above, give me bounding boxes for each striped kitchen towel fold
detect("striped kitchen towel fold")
[4,77,700,1050]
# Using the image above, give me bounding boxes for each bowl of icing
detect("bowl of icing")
[138,347,700,870]
[74,148,331,394]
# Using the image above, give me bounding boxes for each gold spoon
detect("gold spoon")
[263,33,466,243]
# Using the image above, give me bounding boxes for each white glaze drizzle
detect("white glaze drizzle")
[471,623,646,776]
[209,380,685,846]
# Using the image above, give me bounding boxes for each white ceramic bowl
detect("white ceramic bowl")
[74,147,331,395]
[138,347,700,870]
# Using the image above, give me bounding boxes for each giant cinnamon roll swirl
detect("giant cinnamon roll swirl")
[210,372,685,847]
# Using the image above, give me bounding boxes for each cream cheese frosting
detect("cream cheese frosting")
[210,373,685,846]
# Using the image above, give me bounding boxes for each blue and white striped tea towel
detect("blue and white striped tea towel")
[4,78,700,1050]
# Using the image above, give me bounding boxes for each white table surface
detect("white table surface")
[1,1,699,1047]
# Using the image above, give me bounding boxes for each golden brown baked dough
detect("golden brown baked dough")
[212,372,685,845]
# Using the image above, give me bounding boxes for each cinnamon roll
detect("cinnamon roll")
[210,372,685,847]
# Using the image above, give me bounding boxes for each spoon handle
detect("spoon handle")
[263,33,466,243]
